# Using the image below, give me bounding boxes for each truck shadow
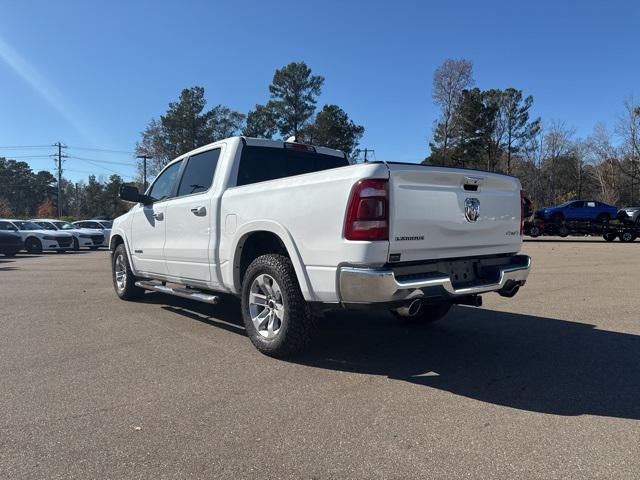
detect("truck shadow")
[296,306,640,420]
[139,294,640,420]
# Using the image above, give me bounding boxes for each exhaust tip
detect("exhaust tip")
[395,299,423,317]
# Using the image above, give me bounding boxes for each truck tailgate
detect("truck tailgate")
[388,164,522,262]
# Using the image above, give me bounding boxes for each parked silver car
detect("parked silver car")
[620,207,640,223]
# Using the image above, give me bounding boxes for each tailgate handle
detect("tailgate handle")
[463,176,484,191]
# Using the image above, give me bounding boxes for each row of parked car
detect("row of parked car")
[0,219,112,256]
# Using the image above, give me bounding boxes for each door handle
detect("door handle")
[153,212,164,220]
[190,206,206,216]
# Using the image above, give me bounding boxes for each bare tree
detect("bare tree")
[541,120,576,204]
[615,97,640,203]
[587,123,620,205]
[431,59,474,159]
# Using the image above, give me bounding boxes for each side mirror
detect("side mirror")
[119,185,152,204]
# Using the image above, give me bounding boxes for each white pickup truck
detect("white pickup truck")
[111,137,530,357]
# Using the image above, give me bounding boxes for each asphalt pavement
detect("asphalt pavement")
[1,238,639,479]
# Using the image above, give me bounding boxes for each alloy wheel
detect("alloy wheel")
[248,274,284,339]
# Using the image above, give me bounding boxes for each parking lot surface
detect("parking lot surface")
[1,239,639,479]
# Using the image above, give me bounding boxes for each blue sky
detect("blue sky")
[0,0,638,182]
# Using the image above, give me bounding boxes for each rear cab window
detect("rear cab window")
[236,145,349,187]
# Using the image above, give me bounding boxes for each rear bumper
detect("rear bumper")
[338,254,531,304]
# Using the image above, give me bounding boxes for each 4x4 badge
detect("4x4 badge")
[464,198,480,222]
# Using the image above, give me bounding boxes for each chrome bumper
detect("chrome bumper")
[338,255,531,304]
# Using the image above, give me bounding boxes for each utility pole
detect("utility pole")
[136,155,152,191]
[53,142,67,217]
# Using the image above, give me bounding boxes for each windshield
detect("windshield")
[15,221,44,231]
[53,221,76,230]
[99,221,113,228]
[36,222,57,231]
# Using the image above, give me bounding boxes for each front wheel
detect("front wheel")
[25,237,42,254]
[529,225,541,237]
[241,254,315,358]
[111,244,144,300]
[391,302,452,324]
[2,249,18,257]
[603,232,617,242]
[72,237,80,251]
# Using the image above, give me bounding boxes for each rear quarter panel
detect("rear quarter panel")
[218,162,390,302]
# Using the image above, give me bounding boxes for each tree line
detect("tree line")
[426,59,640,208]
[2,59,639,219]
[0,61,364,219]
[0,158,131,220]
[136,61,365,177]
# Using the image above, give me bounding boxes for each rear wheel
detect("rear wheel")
[619,230,636,243]
[529,225,541,237]
[72,237,80,251]
[241,254,315,358]
[2,249,18,257]
[111,244,144,300]
[603,232,617,242]
[25,237,42,254]
[391,302,452,325]
[557,225,569,237]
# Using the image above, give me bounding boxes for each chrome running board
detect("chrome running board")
[135,280,219,304]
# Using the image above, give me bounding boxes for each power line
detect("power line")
[73,157,135,179]
[0,155,53,159]
[0,144,52,149]
[67,155,136,167]
[67,145,135,155]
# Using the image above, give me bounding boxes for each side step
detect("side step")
[135,280,219,304]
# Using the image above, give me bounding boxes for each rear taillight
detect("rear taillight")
[344,179,389,241]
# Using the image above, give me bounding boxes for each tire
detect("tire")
[557,225,569,237]
[72,237,80,251]
[2,249,17,257]
[111,243,144,300]
[89,246,100,250]
[241,254,315,358]
[391,302,452,325]
[55,250,67,254]
[603,232,617,242]
[550,212,564,223]
[529,226,541,237]
[597,213,611,223]
[619,231,636,243]
[25,237,42,254]
[635,217,640,225]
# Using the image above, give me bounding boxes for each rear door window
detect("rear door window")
[177,149,221,196]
